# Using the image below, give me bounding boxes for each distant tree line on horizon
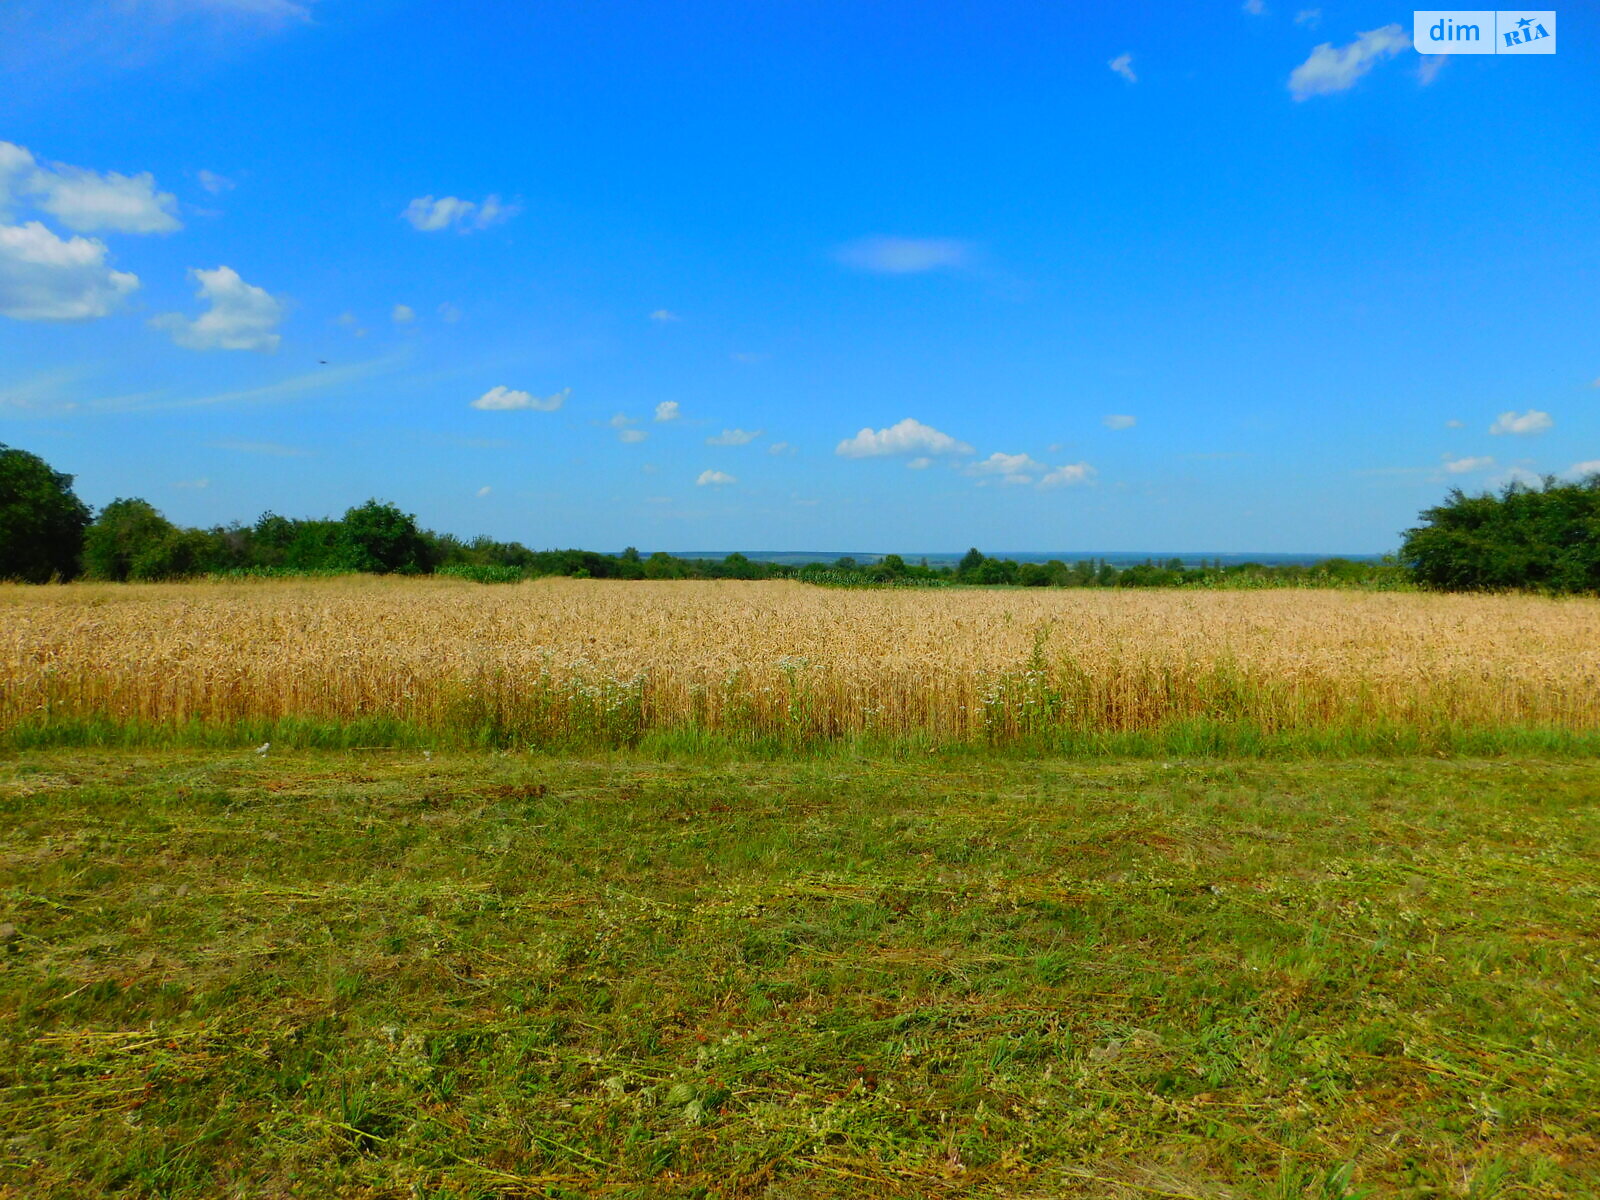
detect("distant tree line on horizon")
[3,442,1599,593]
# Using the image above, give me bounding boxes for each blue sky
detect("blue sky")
[2,1,1596,553]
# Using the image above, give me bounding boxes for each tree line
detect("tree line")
[3,442,1598,592]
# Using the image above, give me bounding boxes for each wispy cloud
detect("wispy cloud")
[392,304,415,324]
[654,401,680,422]
[197,169,234,195]
[1568,460,1600,478]
[1108,53,1137,84]
[836,417,974,458]
[648,309,679,322]
[1102,414,1137,430]
[706,428,761,446]
[402,194,519,233]
[1288,24,1408,100]
[1489,409,1552,436]
[1442,455,1493,474]
[1294,8,1321,28]
[608,413,648,443]
[834,237,971,274]
[1242,0,1266,15]
[207,439,311,457]
[1418,55,1447,86]
[98,353,404,414]
[696,469,736,486]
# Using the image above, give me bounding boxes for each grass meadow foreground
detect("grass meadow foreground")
[1,751,1597,1198]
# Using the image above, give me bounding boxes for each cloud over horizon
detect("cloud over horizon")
[836,417,974,458]
[471,385,568,411]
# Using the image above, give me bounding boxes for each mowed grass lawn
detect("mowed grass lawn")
[1,753,1597,1199]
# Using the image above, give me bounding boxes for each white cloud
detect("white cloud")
[1040,462,1097,488]
[173,477,210,489]
[768,441,791,455]
[648,309,679,322]
[35,166,181,234]
[1243,0,1266,15]
[1294,9,1321,28]
[619,429,648,444]
[401,194,518,233]
[0,221,139,320]
[476,485,492,497]
[834,236,971,274]
[836,417,974,458]
[1442,455,1493,474]
[392,303,415,324]
[151,265,284,351]
[1568,460,1600,478]
[1418,55,1447,86]
[437,302,461,323]
[707,428,761,446]
[696,469,736,486]
[1102,414,1137,430]
[654,400,680,422]
[1489,409,1552,436]
[197,169,234,195]
[471,385,568,412]
[1445,419,1465,429]
[1108,53,1137,84]
[906,456,933,470]
[967,451,1045,485]
[0,141,181,234]
[1288,25,1409,100]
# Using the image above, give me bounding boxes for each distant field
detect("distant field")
[4,578,1600,751]
[1,751,1595,1198]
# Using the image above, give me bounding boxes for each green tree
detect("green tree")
[1401,476,1600,593]
[957,547,987,579]
[338,500,431,574]
[82,499,178,582]
[0,444,92,582]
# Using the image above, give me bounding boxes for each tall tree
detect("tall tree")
[0,444,92,582]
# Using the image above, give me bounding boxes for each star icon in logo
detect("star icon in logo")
[1517,16,1533,29]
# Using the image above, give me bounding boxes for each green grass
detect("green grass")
[1,751,1597,1198]
[9,715,1600,760]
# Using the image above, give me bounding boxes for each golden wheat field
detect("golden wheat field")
[4,577,1600,743]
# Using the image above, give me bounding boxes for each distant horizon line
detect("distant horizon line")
[647,549,1395,561]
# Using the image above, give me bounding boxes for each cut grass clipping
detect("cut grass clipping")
[1,752,1596,1198]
